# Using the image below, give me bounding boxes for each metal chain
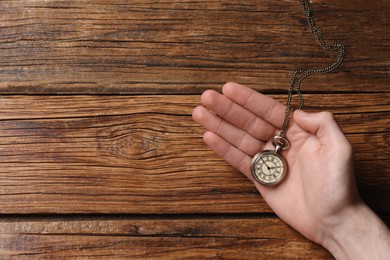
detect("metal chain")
[279,0,345,138]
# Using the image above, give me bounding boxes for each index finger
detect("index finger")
[222,82,287,129]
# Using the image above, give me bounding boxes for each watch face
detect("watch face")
[251,150,287,186]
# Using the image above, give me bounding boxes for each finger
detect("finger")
[222,82,287,129]
[293,110,352,151]
[192,106,266,156]
[203,131,254,182]
[200,89,278,142]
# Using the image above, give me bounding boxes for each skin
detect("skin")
[192,82,390,259]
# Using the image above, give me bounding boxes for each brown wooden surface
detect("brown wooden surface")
[0,0,389,94]
[0,0,389,258]
[0,94,388,215]
[1,217,332,259]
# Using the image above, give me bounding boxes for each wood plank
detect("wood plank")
[0,0,389,94]
[0,93,388,119]
[0,94,388,214]
[0,217,332,259]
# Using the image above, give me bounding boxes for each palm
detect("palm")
[259,123,325,241]
[193,83,356,244]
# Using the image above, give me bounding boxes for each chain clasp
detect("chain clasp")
[272,136,290,153]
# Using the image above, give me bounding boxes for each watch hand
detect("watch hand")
[261,158,271,170]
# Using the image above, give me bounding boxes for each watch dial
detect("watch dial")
[251,151,287,186]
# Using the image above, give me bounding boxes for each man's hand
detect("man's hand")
[192,82,390,259]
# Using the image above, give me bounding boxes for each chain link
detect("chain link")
[279,0,346,138]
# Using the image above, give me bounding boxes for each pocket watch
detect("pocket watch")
[251,136,289,186]
[250,0,345,186]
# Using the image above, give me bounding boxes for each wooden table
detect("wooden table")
[1,0,389,258]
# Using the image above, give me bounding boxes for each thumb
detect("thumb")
[293,110,349,147]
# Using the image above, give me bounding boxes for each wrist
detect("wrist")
[322,202,390,259]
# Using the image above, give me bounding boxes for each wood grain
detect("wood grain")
[0,217,332,259]
[0,0,389,94]
[0,0,389,258]
[0,94,388,214]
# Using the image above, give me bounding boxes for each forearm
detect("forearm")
[323,203,390,260]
